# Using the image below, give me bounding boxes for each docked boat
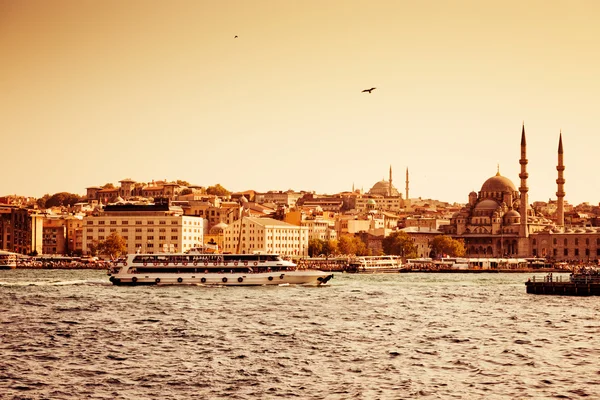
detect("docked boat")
[108,248,334,286]
[0,251,18,270]
[347,255,403,273]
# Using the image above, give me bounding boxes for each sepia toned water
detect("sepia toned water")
[1,270,600,400]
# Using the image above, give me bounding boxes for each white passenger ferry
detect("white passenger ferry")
[108,248,334,286]
[0,251,18,270]
[348,255,403,273]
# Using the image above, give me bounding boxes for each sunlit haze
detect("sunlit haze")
[2,1,599,205]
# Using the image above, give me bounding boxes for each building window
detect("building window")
[87,221,94,225]
[122,221,128,225]
[171,236,178,240]
[575,238,579,246]
[564,239,568,246]
[136,221,142,225]
[564,248,568,256]
[147,236,154,240]
[136,236,142,240]
[148,221,154,225]
[99,221,105,225]
[575,249,579,256]
[136,228,142,232]
[110,221,117,225]
[159,236,166,240]
[122,228,128,232]
[159,221,166,225]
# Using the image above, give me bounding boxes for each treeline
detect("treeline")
[36,192,84,209]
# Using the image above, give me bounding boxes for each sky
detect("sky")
[2,1,599,205]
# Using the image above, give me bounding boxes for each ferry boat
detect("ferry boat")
[108,248,334,286]
[347,255,403,273]
[0,251,18,270]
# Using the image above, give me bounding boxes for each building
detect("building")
[222,217,309,256]
[82,198,203,255]
[0,205,43,255]
[442,126,600,262]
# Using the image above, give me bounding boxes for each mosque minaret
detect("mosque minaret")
[389,165,393,197]
[556,132,566,227]
[518,124,530,256]
[405,167,409,201]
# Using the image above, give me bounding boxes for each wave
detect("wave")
[0,279,109,287]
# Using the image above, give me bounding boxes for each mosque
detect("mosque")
[443,125,600,262]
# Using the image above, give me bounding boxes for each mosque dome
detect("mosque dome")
[366,199,377,205]
[474,199,499,210]
[504,209,521,218]
[369,180,400,197]
[481,172,517,193]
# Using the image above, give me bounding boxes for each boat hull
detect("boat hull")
[109,270,334,286]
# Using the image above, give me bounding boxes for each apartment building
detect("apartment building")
[222,217,309,256]
[82,199,203,255]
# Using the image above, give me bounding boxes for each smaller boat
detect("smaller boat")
[108,247,334,286]
[0,251,18,270]
[347,255,403,273]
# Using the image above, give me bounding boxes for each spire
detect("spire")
[558,130,563,154]
[518,123,529,244]
[389,165,393,197]
[496,164,500,176]
[556,131,565,227]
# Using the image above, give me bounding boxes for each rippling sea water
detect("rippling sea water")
[1,270,600,399]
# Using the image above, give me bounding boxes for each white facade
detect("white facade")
[355,197,404,212]
[302,219,337,242]
[83,212,203,255]
[223,217,309,256]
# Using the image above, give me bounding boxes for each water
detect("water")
[1,270,599,399]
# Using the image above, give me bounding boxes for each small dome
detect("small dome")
[474,199,499,210]
[481,173,517,193]
[367,199,377,205]
[504,209,520,218]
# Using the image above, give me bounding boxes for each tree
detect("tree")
[322,239,338,256]
[382,231,417,259]
[98,232,127,259]
[88,240,99,257]
[337,235,369,256]
[36,194,50,209]
[180,188,193,195]
[176,180,190,187]
[429,235,466,258]
[102,183,115,189]
[43,192,83,208]
[308,238,323,257]
[206,184,231,197]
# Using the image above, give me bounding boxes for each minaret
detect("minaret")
[519,124,529,244]
[389,165,393,197]
[556,132,565,226]
[405,167,409,200]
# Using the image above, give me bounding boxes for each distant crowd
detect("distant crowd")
[17,259,108,270]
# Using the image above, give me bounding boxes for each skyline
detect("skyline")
[2,1,600,204]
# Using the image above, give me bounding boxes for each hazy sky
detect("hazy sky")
[2,1,599,205]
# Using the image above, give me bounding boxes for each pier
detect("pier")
[525,274,600,296]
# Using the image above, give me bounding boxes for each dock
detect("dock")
[525,274,600,296]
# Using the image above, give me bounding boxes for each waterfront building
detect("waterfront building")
[41,214,84,255]
[222,217,309,256]
[0,205,43,255]
[82,198,203,255]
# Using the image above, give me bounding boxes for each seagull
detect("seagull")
[362,87,376,93]
[234,35,238,38]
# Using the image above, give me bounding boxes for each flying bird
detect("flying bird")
[362,87,376,93]
[234,35,238,38]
